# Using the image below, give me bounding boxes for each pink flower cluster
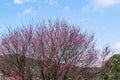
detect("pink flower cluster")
[5,76,21,80]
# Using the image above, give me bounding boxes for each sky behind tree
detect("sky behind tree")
[0,0,120,50]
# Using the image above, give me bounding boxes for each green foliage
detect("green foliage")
[101,54,120,80]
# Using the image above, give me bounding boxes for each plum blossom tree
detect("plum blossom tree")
[0,27,34,80]
[0,20,110,80]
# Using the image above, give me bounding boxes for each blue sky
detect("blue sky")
[0,0,120,50]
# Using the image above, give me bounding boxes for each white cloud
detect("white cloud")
[113,42,120,50]
[81,0,120,13]
[45,0,58,5]
[93,0,120,8]
[14,0,36,4]
[23,7,32,14]
[14,0,24,4]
